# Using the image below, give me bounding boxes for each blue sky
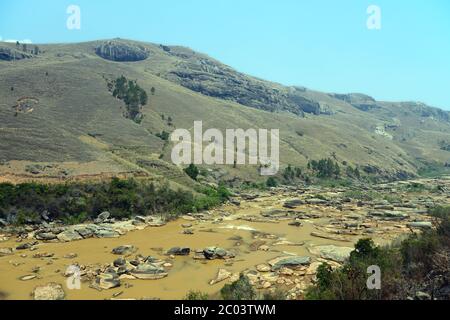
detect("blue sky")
[1,0,449,110]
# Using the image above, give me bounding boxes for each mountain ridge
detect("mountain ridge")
[1,38,449,186]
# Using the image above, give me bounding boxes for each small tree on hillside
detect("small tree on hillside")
[184,164,199,181]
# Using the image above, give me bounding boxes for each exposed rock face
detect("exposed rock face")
[163,54,330,116]
[0,46,33,61]
[331,93,380,112]
[95,40,149,62]
[32,283,65,300]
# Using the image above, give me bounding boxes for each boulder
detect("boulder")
[203,247,234,260]
[167,247,190,256]
[94,211,111,224]
[0,247,13,256]
[16,242,37,250]
[32,283,65,300]
[57,230,83,242]
[269,256,311,270]
[94,272,120,290]
[130,263,168,280]
[209,268,232,285]
[308,245,353,263]
[256,264,271,272]
[408,222,433,229]
[35,232,57,241]
[283,199,304,208]
[73,226,94,238]
[111,245,137,256]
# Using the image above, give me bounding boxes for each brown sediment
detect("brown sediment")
[0,193,418,300]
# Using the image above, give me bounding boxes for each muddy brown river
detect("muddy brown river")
[0,193,417,300]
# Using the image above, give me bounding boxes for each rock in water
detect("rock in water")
[94,272,120,290]
[57,230,83,242]
[111,245,137,256]
[130,263,168,280]
[0,247,13,256]
[32,283,65,300]
[209,269,232,285]
[202,247,234,260]
[166,247,191,256]
[35,232,57,241]
[269,256,311,270]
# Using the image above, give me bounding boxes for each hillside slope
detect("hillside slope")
[0,39,449,185]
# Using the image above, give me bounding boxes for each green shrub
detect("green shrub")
[221,275,256,300]
[184,164,199,181]
[184,290,209,300]
[266,177,278,188]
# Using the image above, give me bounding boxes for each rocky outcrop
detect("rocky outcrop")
[163,57,330,116]
[331,93,381,112]
[95,40,149,62]
[0,46,33,61]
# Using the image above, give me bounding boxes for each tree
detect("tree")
[266,177,278,188]
[184,164,199,181]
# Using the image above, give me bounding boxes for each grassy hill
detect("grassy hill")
[1,39,449,186]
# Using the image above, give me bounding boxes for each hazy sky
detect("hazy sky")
[1,0,449,110]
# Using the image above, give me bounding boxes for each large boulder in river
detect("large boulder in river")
[130,263,168,280]
[203,247,235,260]
[269,256,311,270]
[0,247,13,256]
[57,230,83,242]
[167,247,190,256]
[95,40,149,62]
[94,271,120,290]
[32,283,65,300]
[111,245,137,256]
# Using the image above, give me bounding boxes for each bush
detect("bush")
[0,179,230,225]
[184,164,199,181]
[306,210,450,300]
[221,275,256,300]
[184,290,209,300]
[266,177,278,188]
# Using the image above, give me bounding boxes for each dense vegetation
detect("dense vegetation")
[110,75,148,123]
[306,206,450,300]
[0,179,230,225]
[307,158,341,179]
